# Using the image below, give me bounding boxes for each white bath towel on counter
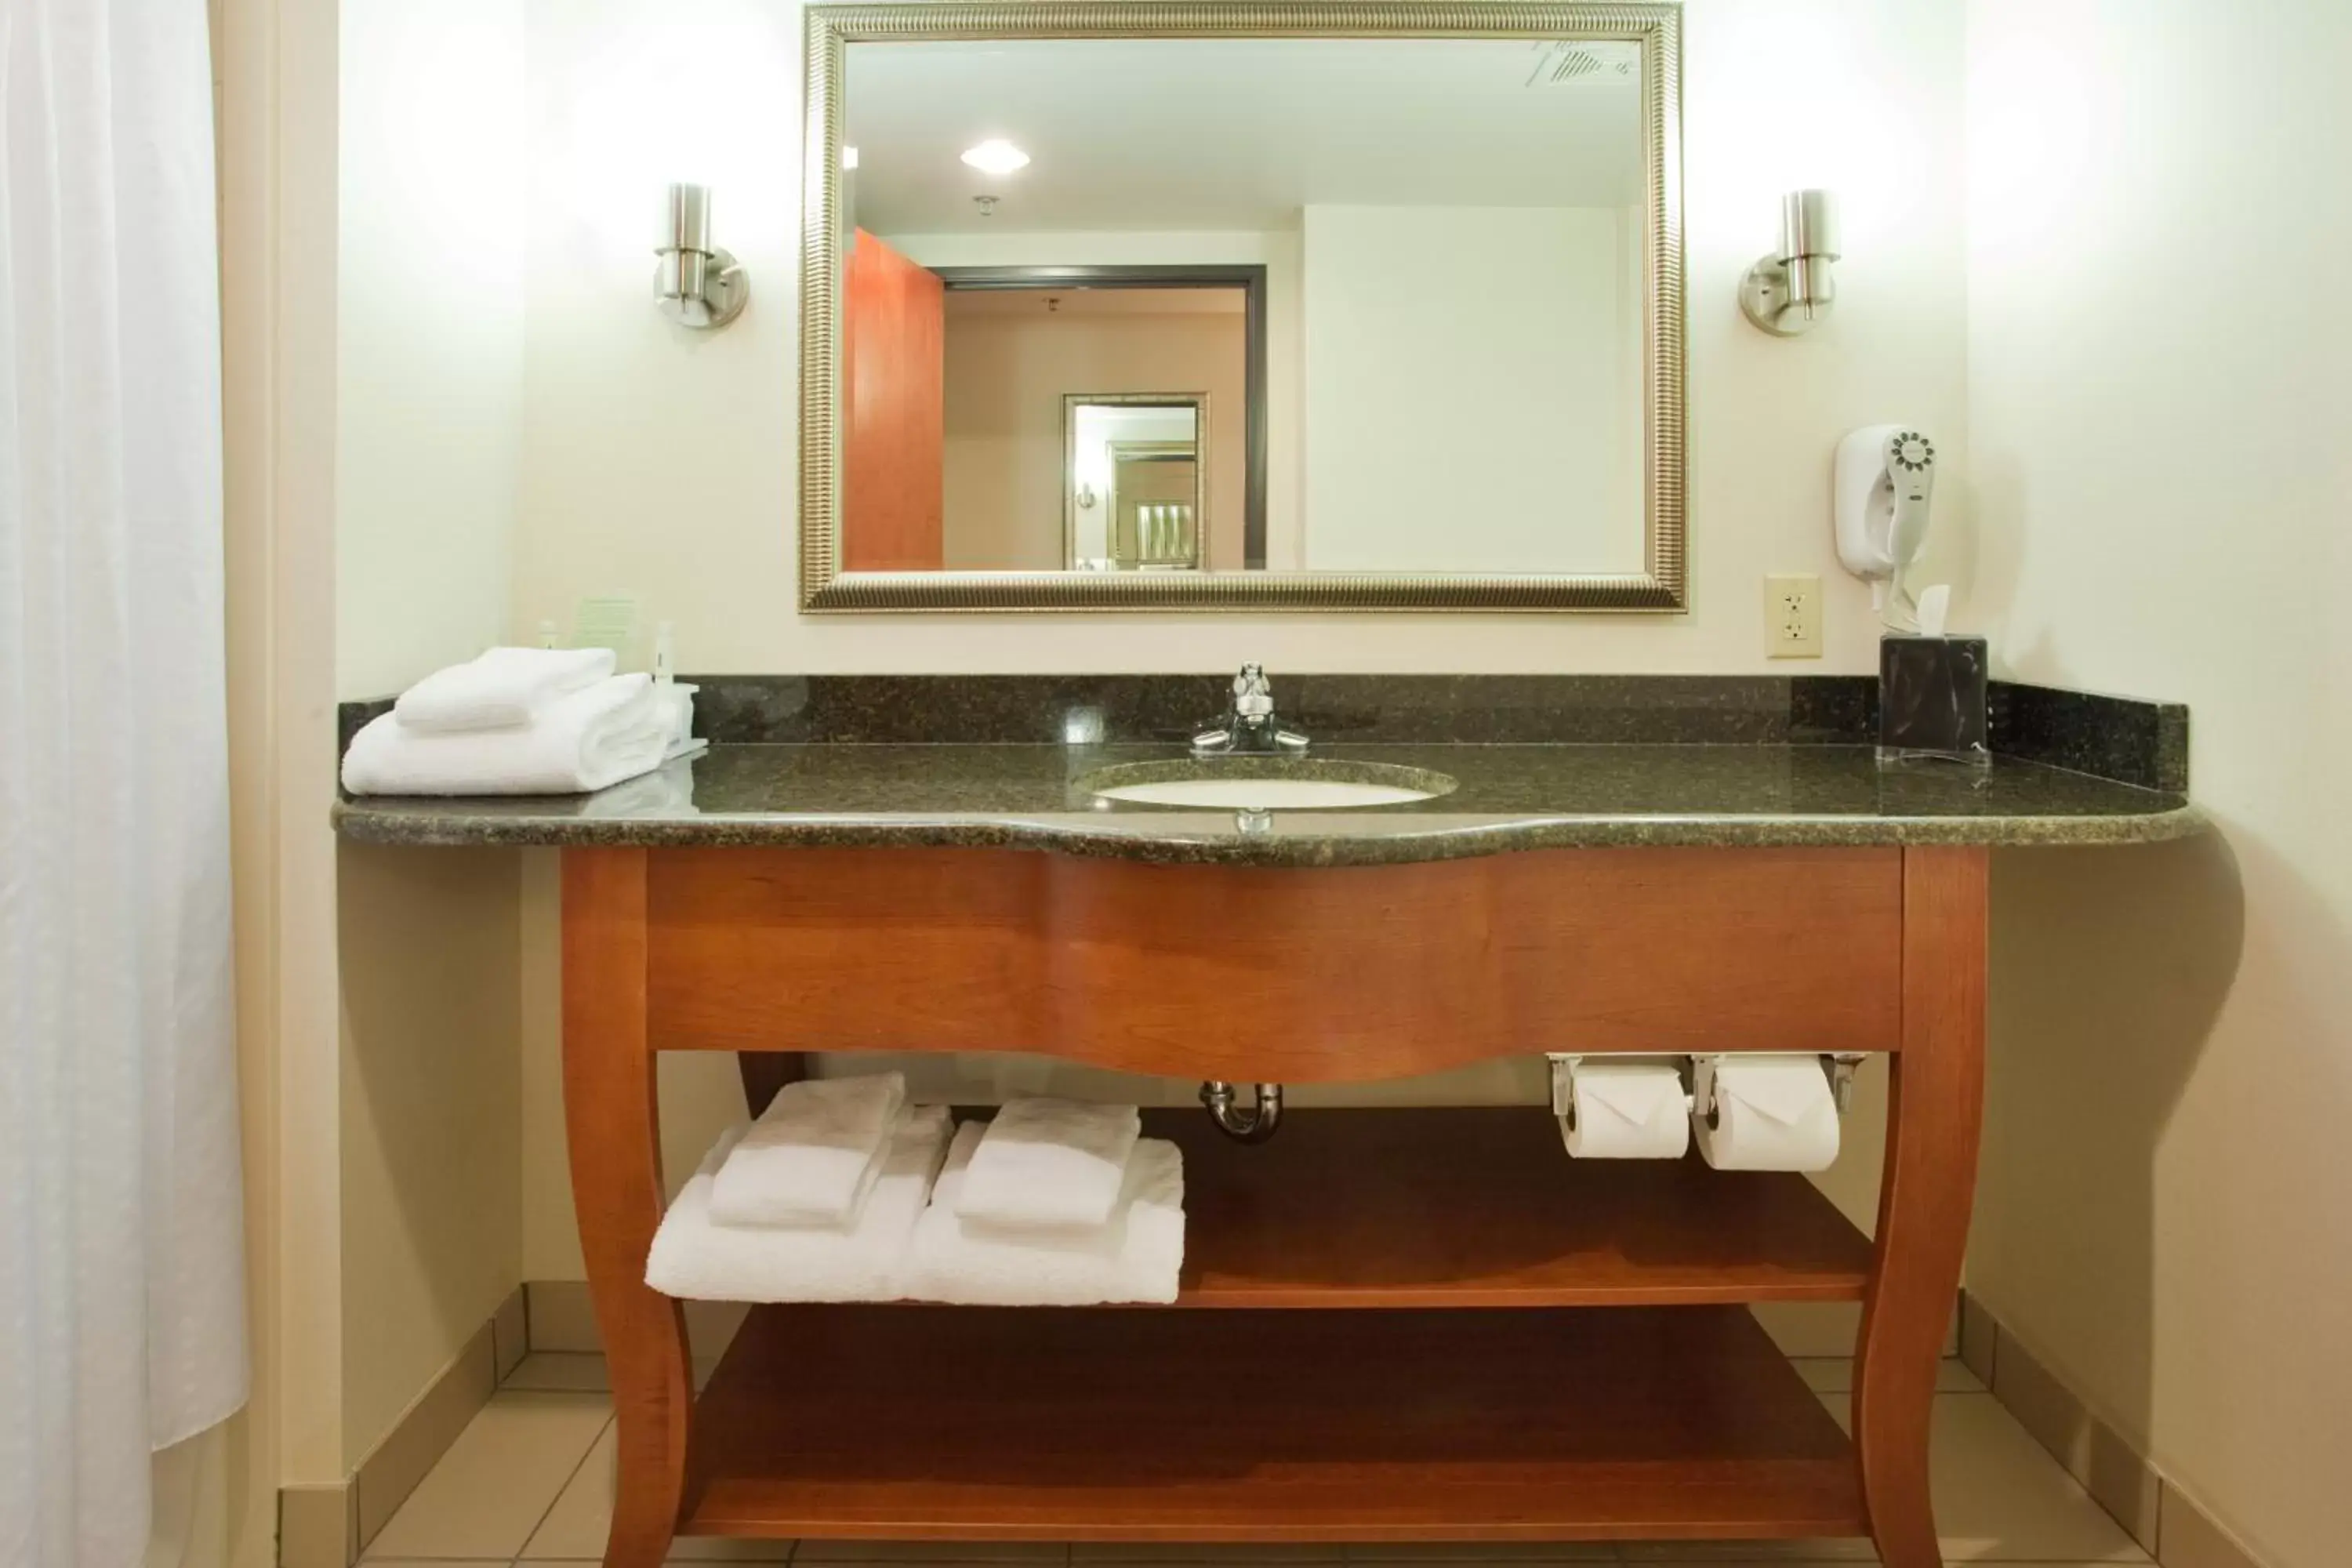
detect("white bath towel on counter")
[393,646,615,733]
[342,674,668,796]
[710,1071,908,1228]
[904,1122,1185,1306]
[646,1105,953,1303]
[953,1097,1142,1230]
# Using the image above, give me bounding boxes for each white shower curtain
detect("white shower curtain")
[2,0,251,1565]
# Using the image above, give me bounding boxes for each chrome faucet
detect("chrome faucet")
[1192,664,1309,758]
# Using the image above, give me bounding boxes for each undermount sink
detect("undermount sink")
[1081,760,1457,811]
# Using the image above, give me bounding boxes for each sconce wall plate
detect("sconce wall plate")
[1740,188,1839,337]
[655,246,750,329]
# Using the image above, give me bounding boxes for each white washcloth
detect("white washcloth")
[903,1122,1185,1306]
[953,1097,1142,1230]
[341,674,669,796]
[645,1106,953,1302]
[393,646,617,734]
[710,1071,908,1228]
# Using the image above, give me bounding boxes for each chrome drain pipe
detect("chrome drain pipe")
[1199,1080,1284,1142]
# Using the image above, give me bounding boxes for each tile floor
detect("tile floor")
[366,1352,2148,1568]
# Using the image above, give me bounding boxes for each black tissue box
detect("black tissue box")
[1879,635,1990,767]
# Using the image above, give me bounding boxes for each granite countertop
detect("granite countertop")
[331,740,2203,866]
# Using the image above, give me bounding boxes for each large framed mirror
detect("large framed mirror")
[800,2,1684,612]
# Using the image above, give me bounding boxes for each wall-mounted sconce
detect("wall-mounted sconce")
[655,183,748,330]
[1739,189,1839,336]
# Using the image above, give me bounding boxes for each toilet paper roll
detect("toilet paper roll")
[1692,1055,1840,1172]
[1560,1062,1691,1159]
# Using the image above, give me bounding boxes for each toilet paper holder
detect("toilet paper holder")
[1546,1053,1689,1134]
[1548,1052,1868,1131]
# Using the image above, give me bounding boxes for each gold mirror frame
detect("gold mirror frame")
[800,2,1686,614]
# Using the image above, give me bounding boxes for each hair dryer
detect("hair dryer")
[1834,425,1936,627]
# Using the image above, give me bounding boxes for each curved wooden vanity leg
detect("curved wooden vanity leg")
[737,1051,808,1117]
[1854,846,1987,1568]
[563,848,692,1568]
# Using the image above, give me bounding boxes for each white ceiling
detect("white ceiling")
[844,38,1643,234]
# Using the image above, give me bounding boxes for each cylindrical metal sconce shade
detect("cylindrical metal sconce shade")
[663,183,713,256]
[1742,188,1842,336]
[1778,189,1840,263]
[653,180,746,329]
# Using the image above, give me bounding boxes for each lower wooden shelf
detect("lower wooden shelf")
[1158,1107,1872,1307]
[682,1304,1867,1543]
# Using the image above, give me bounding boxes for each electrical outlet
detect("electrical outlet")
[1765,574,1822,659]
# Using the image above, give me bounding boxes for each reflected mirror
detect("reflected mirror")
[803,4,1684,612]
[1066,394,1208,572]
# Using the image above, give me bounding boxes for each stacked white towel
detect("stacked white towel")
[343,648,679,797]
[711,1072,908,1228]
[646,1105,953,1303]
[394,647,614,732]
[953,1097,1141,1229]
[903,1118,1185,1306]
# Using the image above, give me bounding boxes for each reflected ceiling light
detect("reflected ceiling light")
[960,139,1030,174]
[841,146,859,170]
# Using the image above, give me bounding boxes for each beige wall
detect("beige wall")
[336,844,524,1462]
[336,0,527,699]
[942,307,1247,570]
[1965,5,2352,1566]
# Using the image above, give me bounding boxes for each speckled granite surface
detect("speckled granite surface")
[1989,681,2189,793]
[680,672,2191,789]
[332,740,2201,865]
[688,673,1885,748]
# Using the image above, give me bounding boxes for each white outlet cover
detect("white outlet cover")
[1763,573,1823,659]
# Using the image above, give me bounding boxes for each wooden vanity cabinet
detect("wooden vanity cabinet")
[563,844,1984,1568]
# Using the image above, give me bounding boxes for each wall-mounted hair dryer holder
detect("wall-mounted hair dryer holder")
[1835,424,1939,631]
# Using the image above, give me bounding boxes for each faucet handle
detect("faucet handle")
[1191,728,1236,757]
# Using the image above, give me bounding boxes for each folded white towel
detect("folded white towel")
[393,647,617,734]
[709,1071,908,1229]
[645,1106,953,1303]
[953,1098,1142,1231]
[341,674,669,796]
[903,1122,1185,1306]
